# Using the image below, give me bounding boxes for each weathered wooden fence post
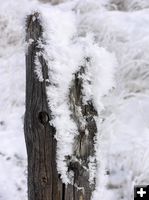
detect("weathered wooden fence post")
[66,63,97,200]
[24,12,97,200]
[24,13,63,200]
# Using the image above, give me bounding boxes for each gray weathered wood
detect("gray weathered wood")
[24,13,63,200]
[66,61,97,200]
[24,12,97,200]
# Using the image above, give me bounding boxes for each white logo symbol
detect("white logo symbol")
[137,187,146,197]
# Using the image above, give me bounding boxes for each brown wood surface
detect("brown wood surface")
[24,13,97,200]
[67,62,97,200]
[24,13,63,200]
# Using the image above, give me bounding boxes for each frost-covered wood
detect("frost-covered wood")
[24,13,63,200]
[66,62,97,200]
[24,12,97,200]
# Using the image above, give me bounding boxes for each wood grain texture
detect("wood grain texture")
[67,61,97,200]
[24,13,97,200]
[24,13,63,200]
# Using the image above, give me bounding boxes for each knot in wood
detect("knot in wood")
[41,176,48,186]
[38,111,49,125]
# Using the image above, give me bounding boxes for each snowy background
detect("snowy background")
[1,0,149,200]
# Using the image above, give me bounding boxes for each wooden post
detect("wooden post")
[24,13,97,200]
[66,62,97,200]
[24,13,63,200]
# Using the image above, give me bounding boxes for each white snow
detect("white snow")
[40,10,116,182]
[0,2,27,200]
[1,0,149,200]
